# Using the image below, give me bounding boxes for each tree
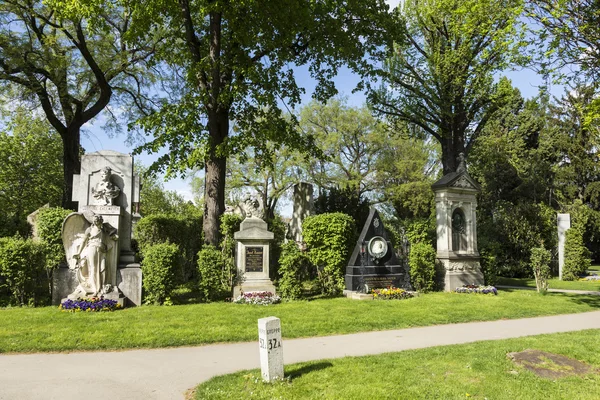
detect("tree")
[0,0,157,208]
[0,108,62,236]
[132,0,392,245]
[369,0,526,174]
[528,0,600,84]
[298,98,386,198]
[373,126,439,220]
[136,164,198,217]
[226,144,299,221]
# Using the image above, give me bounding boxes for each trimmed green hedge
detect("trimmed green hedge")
[135,213,203,283]
[563,225,591,281]
[141,242,180,305]
[303,213,355,296]
[0,237,47,306]
[408,242,436,292]
[278,241,313,300]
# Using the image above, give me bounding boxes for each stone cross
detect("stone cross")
[258,316,284,382]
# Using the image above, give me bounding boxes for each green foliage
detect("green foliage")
[36,207,71,269]
[219,213,243,290]
[478,246,499,286]
[371,0,526,173]
[402,217,436,246]
[277,242,313,300]
[268,215,287,281]
[0,237,47,306]
[303,213,355,296]
[141,243,180,305]
[135,213,203,282]
[131,0,391,246]
[563,226,591,281]
[530,246,551,293]
[197,245,230,302]
[408,242,436,292]
[314,186,370,234]
[0,108,62,236]
[298,98,386,197]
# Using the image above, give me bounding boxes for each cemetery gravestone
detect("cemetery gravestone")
[258,316,284,382]
[345,208,411,295]
[557,213,571,280]
[432,153,484,291]
[288,182,314,243]
[53,150,142,306]
[233,197,276,297]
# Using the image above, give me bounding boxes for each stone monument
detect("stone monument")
[53,150,142,306]
[233,196,276,297]
[557,213,571,280]
[288,182,314,243]
[258,316,284,382]
[431,153,484,291]
[344,208,411,295]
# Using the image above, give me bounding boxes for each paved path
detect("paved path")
[2,311,600,400]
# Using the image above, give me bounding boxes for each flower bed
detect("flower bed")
[455,285,498,295]
[372,287,415,300]
[233,291,281,305]
[580,274,600,281]
[59,297,122,312]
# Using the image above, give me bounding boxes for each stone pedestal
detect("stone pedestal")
[557,213,571,280]
[288,182,314,243]
[233,217,276,297]
[432,161,484,291]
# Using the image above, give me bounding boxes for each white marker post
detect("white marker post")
[258,316,284,382]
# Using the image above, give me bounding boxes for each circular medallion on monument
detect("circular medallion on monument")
[368,236,388,260]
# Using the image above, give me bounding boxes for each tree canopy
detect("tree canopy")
[131,0,392,245]
[369,0,526,174]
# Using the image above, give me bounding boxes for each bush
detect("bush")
[36,207,71,268]
[530,246,551,293]
[268,215,287,281]
[563,226,591,281]
[135,213,203,282]
[277,241,313,300]
[303,213,355,296]
[479,243,500,286]
[219,213,243,291]
[197,245,230,302]
[0,236,47,306]
[140,242,180,305]
[408,242,436,292]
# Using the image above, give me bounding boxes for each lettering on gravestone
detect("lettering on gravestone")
[245,246,264,272]
[258,316,284,382]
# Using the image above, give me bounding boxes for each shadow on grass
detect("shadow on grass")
[285,362,334,381]
[565,294,600,309]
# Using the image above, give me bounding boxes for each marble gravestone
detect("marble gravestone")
[344,208,411,294]
[557,213,571,280]
[431,153,484,291]
[53,150,142,306]
[233,197,276,297]
[288,182,314,243]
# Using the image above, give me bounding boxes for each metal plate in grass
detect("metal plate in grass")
[507,349,598,379]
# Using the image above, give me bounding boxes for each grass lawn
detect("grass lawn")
[194,329,600,400]
[497,277,600,291]
[2,290,600,354]
[589,264,600,272]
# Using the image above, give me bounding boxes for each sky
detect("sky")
[79,2,561,217]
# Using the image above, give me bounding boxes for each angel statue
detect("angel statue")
[91,166,120,205]
[62,212,119,299]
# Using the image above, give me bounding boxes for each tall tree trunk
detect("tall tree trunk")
[440,133,467,175]
[203,112,228,246]
[62,127,81,210]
